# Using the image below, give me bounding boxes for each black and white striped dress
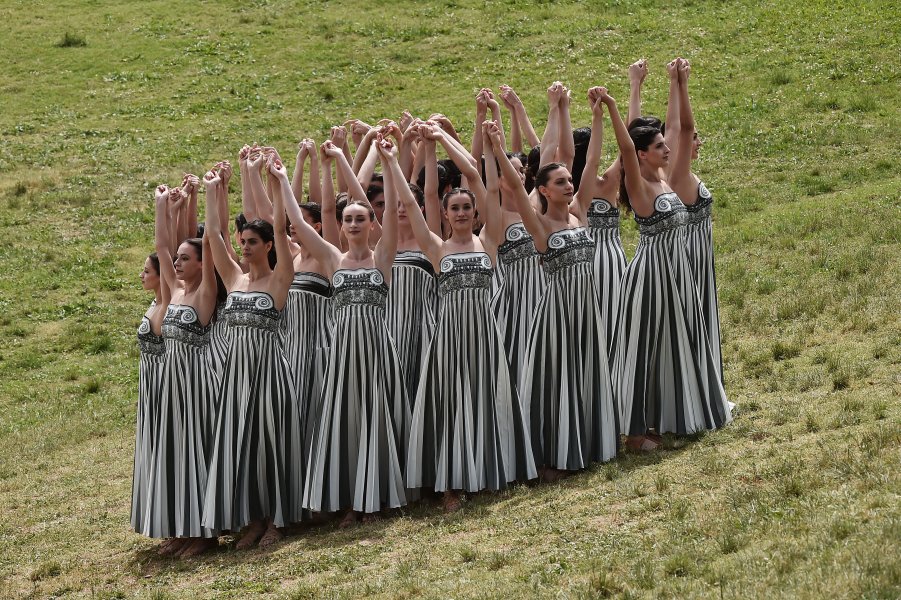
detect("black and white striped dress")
[683,182,724,385]
[612,193,731,436]
[203,291,304,531]
[587,199,628,360]
[519,228,618,470]
[144,304,218,539]
[131,313,164,535]
[303,269,408,514]
[490,223,547,393]
[385,251,437,404]
[207,302,229,386]
[407,252,536,492]
[279,271,334,458]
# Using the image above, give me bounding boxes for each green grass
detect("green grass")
[1,0,900,598]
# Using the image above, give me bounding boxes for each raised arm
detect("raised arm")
[238,146,257,222]
[422,134,443,235]
[270,158,341,272]
[556,84,575,171]
[664,58,681,161]
[433,125,486,207]
[478,124,503,255]
[670,58,697,193]
[154,185,179,292]
[398,111,415,178]
[246,147,274,223]
[471,89,490,162]
[182,173,200,239]
[602,91,646,210]
[203,169,244,290]
[267,158,307,294]
[385,141,443,264]
[574,88,607,219]
[216,162,242,267]
[501,85,540,148]
[540,83,562,167]
[331,126,351,193]
[484,121,550,249]
[319,147,340,248]
[627,59,648,126]
[352,126,377,174]
[429,113,462,145]
[373,139,400,277]
[291,140,309,201]
[166,186,185,255]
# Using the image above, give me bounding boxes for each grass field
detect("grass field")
[1,0,900,598]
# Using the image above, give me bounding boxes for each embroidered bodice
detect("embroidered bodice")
[332,268,389,310]
[437,252,493,296]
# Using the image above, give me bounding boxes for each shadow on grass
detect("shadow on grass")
[128,431,711,572]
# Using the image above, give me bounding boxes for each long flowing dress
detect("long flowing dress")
[519,228,618,469]
[131,313,164,535]
[144,304,218,539]
[407,252,536,492]
[490,224,547,393]
[683,182,724,385]
[203,291,304,531]
[586,199,628,360]
[207,302,230,386]
[612,192,731,435]
[385,251,437,404]
[303,268,409,514]
[279,271,334,457]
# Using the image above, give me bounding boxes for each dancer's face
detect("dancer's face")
[444,192,474,233]
[691,131,702,160]
[638,133,670,169]
[140,257,159,291]
[240,229,272,265]
[370,191,386,224]
[341,204,373,241]
[174,242,201,282]
[537,166,574,206]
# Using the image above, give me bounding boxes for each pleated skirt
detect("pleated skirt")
[385,263,437,404]
[491,255,546,394]
[202,326,303,530]
[407,287,536,492]
[207,303,230,385]
[144,341,219,538]
[684,217,724,385]
[279,286,333,468]
[612,229,731,435]
[130,351,164,534]
[303,304,408,514]
[519,263,618,469]
[589,226,628,362]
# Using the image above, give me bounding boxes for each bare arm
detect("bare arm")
[471,89,489,163]
[434,126,486,209]
[478,124,503,255]
[540,83,562,167]
[238,147,257,222]
[246,149,274,224]
[319,151,340,248]
[627,59,648,126]
[602,91,647,212]
[501,85,540,148]
[373,140,400,278]
[154,186,179,293]
[574,88,606,219]
[670,59,697,194]
[271,161,341,272]
[291,140,309,201]
[484,121,549,250]
[556,84,575,171]
[183,173,200,240]
[423,136,443,236]
[268,158,307,295]
[664,58,681,165]
[202,171,244,290]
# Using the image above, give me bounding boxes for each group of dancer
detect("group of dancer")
[132,58,731,557]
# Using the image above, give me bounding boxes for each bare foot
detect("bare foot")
[158,538,188,557]
[258,522,284,548]
[625,435,659,452]
[539,467,569,483]
[338,510,359,528]
[235,520,266,550]
[178,537,217,558]
[361,512,382,524]
[442,491,463,513]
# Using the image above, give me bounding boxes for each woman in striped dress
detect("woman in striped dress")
[569,88,627,362]
[486,113,618,482]
[145,186,220,557]
[284,139,408,526]
[201,159,302,549]
[279,200,334,473]
[384,179,439,405]
[605,83,730,452]
[131,253,166,537]
[404,122,535,512]
[667,59,724,385]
